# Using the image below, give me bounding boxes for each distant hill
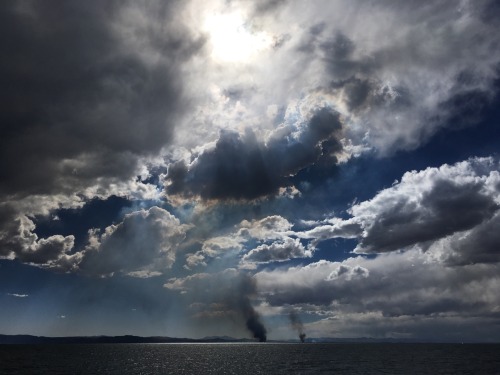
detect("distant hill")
[0,334,475,344]
[0,334,257,345]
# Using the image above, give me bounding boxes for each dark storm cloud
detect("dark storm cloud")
[167,130,274,200]
[166,107,343,200]
[0,1,204,267]
[0,1,203,199]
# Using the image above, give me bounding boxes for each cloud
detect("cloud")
[182,0,500,159]
[7,293,29,298]
[300,157,500,265]
[299,0,500,154]
[0,1,202,199]
[352,157,499,254]
[299,218,362,242]
[325,264,369,281]
[185,215,295,268]
[0,204,77,270]
[166,107,343,201]
[0,1,204,260]
[427,211,500,266]
[0,0,206,271]
[242,237,311,264]
[255,248,500,340]
[305,310,500,342]
[78,206,190,277]
[163,0,500,213]
[245,156,500,339]
[4,0,500,274]
[239,215,293,240]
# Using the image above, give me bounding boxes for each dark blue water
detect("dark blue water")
[0,343,499,374]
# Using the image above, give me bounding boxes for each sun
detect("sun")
[203,11,272,63]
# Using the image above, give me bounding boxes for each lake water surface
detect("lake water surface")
[1,343,499,374]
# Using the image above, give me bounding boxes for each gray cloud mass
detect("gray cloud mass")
[166,107,343,200]
[0,0,203,267]
[0,1,201,199]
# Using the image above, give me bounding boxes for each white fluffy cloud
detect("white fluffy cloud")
[242,237,312,265]
[300,157,500,266]
[0,205,77,270]
[185,215,295,268]
[352,157,499,253]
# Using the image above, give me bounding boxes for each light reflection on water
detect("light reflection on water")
[1,343,499,374]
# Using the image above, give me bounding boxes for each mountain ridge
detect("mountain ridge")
[1,334,490,344]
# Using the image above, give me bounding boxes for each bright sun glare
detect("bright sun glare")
[204,12,272,63]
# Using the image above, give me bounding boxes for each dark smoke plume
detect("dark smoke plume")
[289,311,306,343]
[238,274,267,342]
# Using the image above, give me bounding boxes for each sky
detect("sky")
[1,0,500,342]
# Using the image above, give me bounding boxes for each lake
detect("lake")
[1,343,499,374]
